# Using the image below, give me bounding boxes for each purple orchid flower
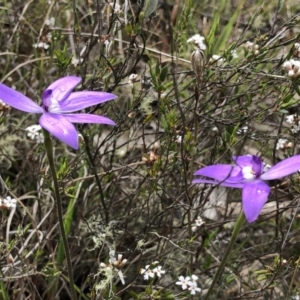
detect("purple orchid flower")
[193,155,300,223]
[0,76,117,149]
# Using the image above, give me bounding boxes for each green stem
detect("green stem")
[203,213,246,300]
[43,129,77,300]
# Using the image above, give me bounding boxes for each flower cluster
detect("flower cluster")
[286,114,300,133]
[282,59,300,78]
[176,274,201,295]
[276,138,292,150]
[187,34,206,50]
[0,196,17,209]
[193,154,300,223]
[25,125,44,144]
[140,262,166,280]
[0,76,117,149]
[245,41,260,55]
[33,42,50,50]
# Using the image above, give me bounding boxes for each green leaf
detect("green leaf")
[160,65,168,82]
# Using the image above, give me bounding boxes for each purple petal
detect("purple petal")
[39,113,79,149]
[242,181,270,223]
[42,76,82,106]
[261,155,300,180]
[56,91,117,113]
[233,155,263,173]
[232,155,254,167]
[194,165,243,183]
[192,178,244,188]
[63,113,116,125]
[0,83,43,113]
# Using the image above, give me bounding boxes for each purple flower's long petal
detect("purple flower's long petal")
[194,165,243,182]
[63,113,116,125]
[55,91,117,113]
[192,178,244,188]
[261,155,300,180]
[242,180,270,223]
[39,113,79,149]
[0,83,43,113]
[42,76,82,106]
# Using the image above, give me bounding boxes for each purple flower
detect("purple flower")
[193,155,300,223]
[0,76,117,149]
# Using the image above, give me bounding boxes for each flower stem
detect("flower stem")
[43,129,77,300]
[203,213,246,300]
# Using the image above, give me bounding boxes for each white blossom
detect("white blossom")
[33,42,50,50]
[245,41,259,55]
[285,114,300,133]
[176,274,201,295]
[128,73,138,86]
[45,17,55,26]
[176,135,183,143]
[210,54,225,66]
[0,196,17,209]
[25,125,44,144]
[187,34,206,50]
[283,59,300,78]
[140,262,165,280]
[276,138,292,150]
[152,265,165,277]
[188,281,201,295]
[176,276,191,290]
[140,265,155,280]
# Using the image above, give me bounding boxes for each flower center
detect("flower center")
[242,166,256,180]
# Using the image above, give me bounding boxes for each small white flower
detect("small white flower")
[128,74,138,86]
[286,115,296,124]
[140,265,155,280]
[245,41,259,54]
[1,196,17,208]
[276,138,287,150]
[283,60,292,70]
[245,41,255,50]
[188,281,201,295]
[176,135,183,143]
[176,275,191,290]
[71,56,83,67]
[195,216,205,227]
[276,138,292,150]
[45,17,55,26]
[152,265,165,277]
[187,34,206,50]
[25,125,44,144]
[231,49,238,59]
[33,42,50,50]
[283,59,300,78]
[190,274,199,282]
[210,54,225,65]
